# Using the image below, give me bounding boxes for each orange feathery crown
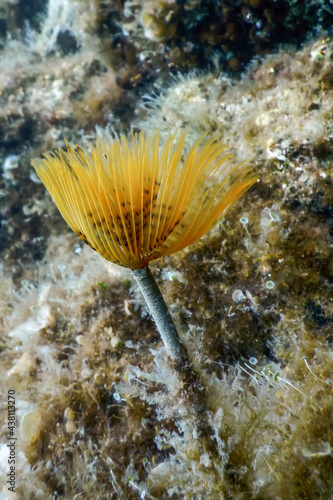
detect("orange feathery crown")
[32,130,256,269]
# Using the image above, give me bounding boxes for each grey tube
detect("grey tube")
[132,265,185,362]
[133,265,218,456]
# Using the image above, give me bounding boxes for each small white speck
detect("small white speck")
[124,300,131,316]
[245,290,258,309]
[266,280,275,290]
[3,154,19,171]
[232,289,245,303]
[269,211,280,222]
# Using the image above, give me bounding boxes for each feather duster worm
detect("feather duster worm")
[32,130,256,270]
[32,130,256,364]
[33,129,257,453]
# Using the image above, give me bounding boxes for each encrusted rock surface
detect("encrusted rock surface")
[0,1,332,498]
